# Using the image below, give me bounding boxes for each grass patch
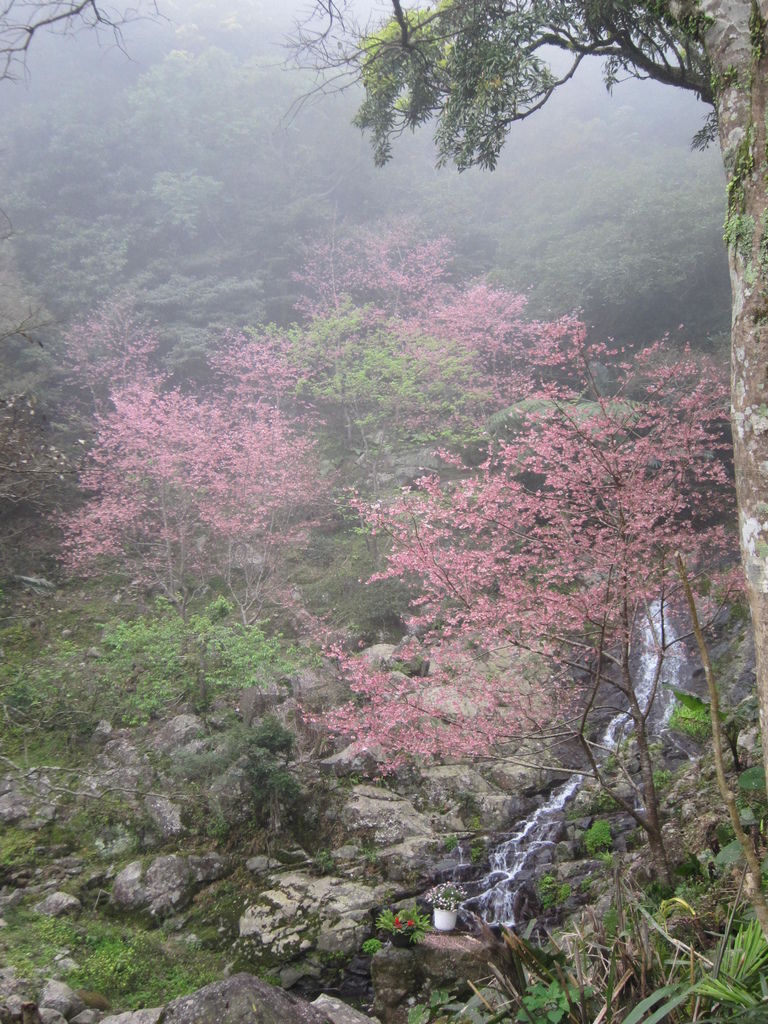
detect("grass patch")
[0,592,308,755]
[0,909,223,1010]
[0,828,37,869]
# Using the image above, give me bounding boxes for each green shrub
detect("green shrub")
[361,938,383,955]
[537,874,572,909]
[590,789,620,813]
[174,717,300,832]
[669,691,711,741]
[0,597,302,746]
[100,598,293,722]
[469,838,486,863]
[517,980,585,1024]
[314,849,334,874]
[585,820,613,856]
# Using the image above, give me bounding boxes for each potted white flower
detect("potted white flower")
[426,882,466,931]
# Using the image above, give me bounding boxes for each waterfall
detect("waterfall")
[462,600,684,927]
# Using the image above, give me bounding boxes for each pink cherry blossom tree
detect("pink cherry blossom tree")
[326,333,735,882]
[64,298,161,406]
[62,322,324,623]
[291,227,581,495]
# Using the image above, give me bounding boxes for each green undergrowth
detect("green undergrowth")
[0,586,309,757]
[290,526,411,643]
[0,908,223,1010]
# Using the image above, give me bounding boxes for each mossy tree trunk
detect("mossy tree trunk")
[703,0,768,804]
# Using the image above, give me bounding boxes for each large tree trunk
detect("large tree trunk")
[705,0,768,798]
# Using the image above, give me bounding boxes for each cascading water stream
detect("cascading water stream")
[462,601,686,927]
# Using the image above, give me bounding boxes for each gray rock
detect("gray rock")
[1,996,25,1022]
[321,745,385,779]
[239,685,287,726]
[245,856,280,874]
[111,853,227,919]
[154,715,204,751]
[34,892,81,918]
[110,861,145,911]
[0,967,27,1009]
[93,826,136,859]
[39,980,86,1020]
[87,739,153,798]
[70,1012,103,1024]
[187,853,228,883]
[0,890,23,913]
[39,1009,68,1024]
[311,995,378,1024]
[359,645,397,668]
[52,960,79,976]
[0,790,30,825]
[160,974,331,1024]
[207,765,251,825]
[97,738,142,770]
[287,665,345,710]
[239,872,388,966]
[372,934,508,1023]
[143,796,184,839]
[100,1010,163,1024]
[92,721,113,746]
[340,785,434,846]
[142,855,192,917]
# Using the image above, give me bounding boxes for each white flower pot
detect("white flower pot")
[433,907,458,931]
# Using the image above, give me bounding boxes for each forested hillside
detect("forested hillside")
[1,4,765,1024]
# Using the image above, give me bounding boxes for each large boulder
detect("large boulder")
[340,786,434,847]
[372,934,508,1024]
[39,981,86,1020]
[0,788,30,826]
[100,1010,163,1024]
[153,715,205,752]
[288,664,348,712]
[160,974,332,1024]
[143,796,184,839]
[0,773,58,827]
[82,737,154,800]
[111,853,228,919]
[206,764,252,826]
[239,685,288,726]
[238,872,389,987]
[33,892,81,918]
[311,995,377,1024]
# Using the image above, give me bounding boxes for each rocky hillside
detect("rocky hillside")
[1,576,763,1024]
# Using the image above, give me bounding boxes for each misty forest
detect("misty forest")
[4,1,768,1022]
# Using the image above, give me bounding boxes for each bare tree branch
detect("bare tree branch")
[0,0,159,81]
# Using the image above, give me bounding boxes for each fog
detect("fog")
[1,0,728,378]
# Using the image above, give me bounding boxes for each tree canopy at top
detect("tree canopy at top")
[298,0,715,169]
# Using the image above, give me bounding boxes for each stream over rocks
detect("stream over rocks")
[460,601,693,927]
